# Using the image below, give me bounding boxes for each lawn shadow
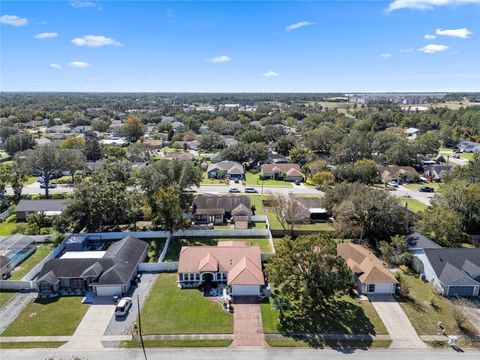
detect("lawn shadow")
[277,298,375,350]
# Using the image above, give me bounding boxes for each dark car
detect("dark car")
[419,186,435,193]
[244,187,258,193]
[40,183,57,189]
[228,188,241,193]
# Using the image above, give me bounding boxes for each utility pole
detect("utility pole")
[137,293,147,360]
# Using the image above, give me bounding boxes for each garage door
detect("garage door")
[448,286,474,297]
[96,286,123,297]
[232,285,259,296]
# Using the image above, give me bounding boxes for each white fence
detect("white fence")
[139,262,179,272]
[0,280,36,291]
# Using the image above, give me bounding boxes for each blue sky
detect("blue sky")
[1,0,479,92]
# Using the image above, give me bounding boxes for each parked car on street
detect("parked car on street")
[228,188,241,193]
[244,187,258,193]
[419,186,435,192]
[40,183,57,189]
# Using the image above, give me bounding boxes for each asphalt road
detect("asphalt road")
[1,347,479,360]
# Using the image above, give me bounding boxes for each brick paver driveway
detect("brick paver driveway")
[232,296,266,347]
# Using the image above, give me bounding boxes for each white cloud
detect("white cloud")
[387,0,480,12]
[262,70,279,77]
[70,1,102,10]
[380,53,392,59]
[68,61,91,68]
[285,21,314,32]
[50,64,62,69]
[418,44,449,53]
[0,15,28,26]
[436,28,472,38]
[400,48,414,52]
[424,34,437,39]
[34,32,58,39]
[71,35,121,48]
[209,55,231,63]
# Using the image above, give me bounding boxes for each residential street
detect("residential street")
[1,347,479,360]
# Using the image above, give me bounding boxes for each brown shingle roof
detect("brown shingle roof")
[337,243,398,285]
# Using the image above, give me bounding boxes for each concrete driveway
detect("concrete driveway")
[369,295,427,349]
[61,297,116,350]
[232,297,266,347]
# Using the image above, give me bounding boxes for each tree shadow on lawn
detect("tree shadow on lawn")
[278,299,376,350]
[395,294,426,314]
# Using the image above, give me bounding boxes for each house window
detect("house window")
[39,283,52,292]
[69,278,87,290]
[367,284,375,293]
[189,273,194,281]
[195,273,200,281]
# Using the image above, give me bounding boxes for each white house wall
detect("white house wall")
[411,250,445,294]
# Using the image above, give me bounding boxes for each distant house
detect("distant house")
[423,164,453,182]
[207,161,244,180]
[407,233,480,297]
[210,152,223,163]
[163,152,194,161]
[14,200,66,221]
[140,138,164,149]
[198,124,209,134]
[293,197,329,222]
[192,194,252,228]
[100,138,127,146]
[404,127,420,139]
[337,243,398,295]
[260,163,304,182]
[458,140,480,153]
[73,126,92,134]
[266,152,288,164]
[178,241,264,297]
[36,137,52,146]
[380,165,418,184]
[221,136,238,148]
[171,121,184,131]
[37,236,148,297]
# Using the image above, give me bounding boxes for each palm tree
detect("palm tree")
[272,297,291,323]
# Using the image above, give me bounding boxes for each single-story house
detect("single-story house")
[260,163,304,182]
[408,233,480,297]
[337,243,398,294]
[100,138,127,146]
[380,165,418,184]
[163,152,194,161]
[404,127,420,139]
[423,164,453,182]
[266,152,288,164]
[193,194,252,228]
[140,138,164,149]
[14,200,67,221]
[207,161,245,180]
[178,241,265,297]
[221,136,238,148]
[293,197,329,222]
[37,236,148,297]
[458,140,480,153]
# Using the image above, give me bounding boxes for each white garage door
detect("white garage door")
[372,284,395,294]
[232,285,259,296]
[95,286,123,297]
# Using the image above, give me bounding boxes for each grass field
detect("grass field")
[0,291,16,309]
[121,340,232,347]
[244,172,292,188]
[398,198,428,213]
[261,295,388,336]
[397,271,478,336]
[10,244,55,280]
[1,297,90,337]
[200,174,227,185]
[140,273,233,335]
[0,341,66,349]
[439,147,475,160]
[266,209,334,232]
[0,215,17,236]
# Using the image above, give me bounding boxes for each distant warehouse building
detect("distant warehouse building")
[13,199,66,221]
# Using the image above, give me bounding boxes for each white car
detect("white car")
[115,297,132,317]
[388,181,399,188]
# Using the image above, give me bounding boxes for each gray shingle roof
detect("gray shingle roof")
[14,200,66,213]
[407,232,442,250]
[194,194,251,213]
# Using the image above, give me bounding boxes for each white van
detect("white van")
[115,297,132,317]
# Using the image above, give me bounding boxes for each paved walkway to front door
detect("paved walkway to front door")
[231,296,267,347]
[368,294,427,349]
[61,297,116,350]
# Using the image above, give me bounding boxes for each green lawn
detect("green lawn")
[140,273,233,334]
[165,237,271,261]
[10,244,54,280]
[0,291,16,309]
[121,340,232,347]
[0,341,66,349]
[266,209,334,232]
[397,271,478,336]
[0,215,17,236]
[398,198,428,213]
[247,194,265,215]
[1,297,90,337]
[200,174,227,185]
[439,147,475,160]
[244,172,292,187]
[261,295,388,335]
